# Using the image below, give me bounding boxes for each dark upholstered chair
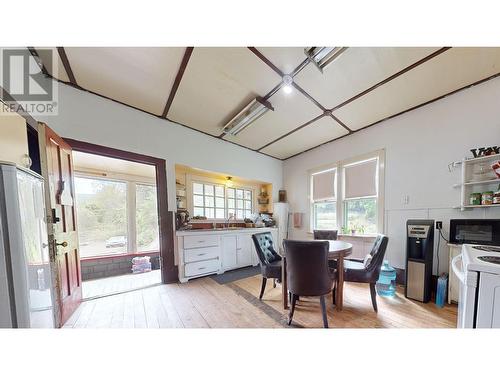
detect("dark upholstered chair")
[313,230,338,240]
[343,235,389,312]
[283,240,336,328]
[313,230,338,270]
[251,232,282,300]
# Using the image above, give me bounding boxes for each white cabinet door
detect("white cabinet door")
[221,235,237,270]
[448,244,461,304]
[236,234,253,267]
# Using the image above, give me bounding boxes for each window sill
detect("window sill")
[80,250,160,262]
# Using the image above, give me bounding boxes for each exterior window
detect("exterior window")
[136,184,159,252]
[342,157,378,234]
[75,177,128,257]
[192,182,225,219]
[311,168,336,230]
[344,197,377,234]
[227,187,252,220]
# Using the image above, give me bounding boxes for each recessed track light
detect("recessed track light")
[305,47,347,72]
[222,97,274,136]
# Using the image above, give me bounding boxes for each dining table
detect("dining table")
[281,240,353,311]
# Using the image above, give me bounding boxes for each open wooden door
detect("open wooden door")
[38,123,81,327]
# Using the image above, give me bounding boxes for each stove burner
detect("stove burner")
[478,256,500,265]
[472,245,500,253]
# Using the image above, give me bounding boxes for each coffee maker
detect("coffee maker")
[176,210,191,230]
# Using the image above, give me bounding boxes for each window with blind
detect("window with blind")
[342,158,378,234]
[311,168,337,229]
[310,152,382,234]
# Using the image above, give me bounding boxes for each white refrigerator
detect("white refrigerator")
[273,202,289,255]
[0,162,55,328]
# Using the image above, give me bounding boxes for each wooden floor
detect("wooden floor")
[82,270,161,299]
[64,274,457,328]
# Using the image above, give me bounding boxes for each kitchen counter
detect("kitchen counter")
[176,227,277,236]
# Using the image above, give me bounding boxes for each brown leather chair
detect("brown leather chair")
[251,232,282,300]
[313,230,338,240]
[343,235,389,312]
[283,240,336,328]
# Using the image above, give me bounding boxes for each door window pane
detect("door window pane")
[345,198,377,234]
[136,184,159,252]
[75,177,128,258]
[313,201,336,230]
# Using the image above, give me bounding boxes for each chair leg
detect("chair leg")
[259,277,267,300]
[273,278,276,288]
[369,283,378,312]
[332,285,336,305]
[288,294,298,325]
[320,295,329,328]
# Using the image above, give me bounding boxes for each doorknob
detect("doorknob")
[56,241,68,247]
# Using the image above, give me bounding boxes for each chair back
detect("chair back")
[366,234,389,275]
[251,232,281,266]
[313,230,338,240]
[283,240,334,296]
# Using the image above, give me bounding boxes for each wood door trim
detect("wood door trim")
[63,138,178,283]
[57,47,77,85]
[162,47,194,118]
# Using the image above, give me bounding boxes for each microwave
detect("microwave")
[449,219,500,246]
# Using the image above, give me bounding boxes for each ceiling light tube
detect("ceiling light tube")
[304,47,347,72]
[222,97,274,136]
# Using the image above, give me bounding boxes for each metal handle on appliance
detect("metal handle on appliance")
[451,254,465,283]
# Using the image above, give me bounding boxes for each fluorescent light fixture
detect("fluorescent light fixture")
[304,47,347,72]
[222,97,274,136]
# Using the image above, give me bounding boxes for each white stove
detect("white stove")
[452,244,500,328]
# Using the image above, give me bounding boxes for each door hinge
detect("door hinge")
[51,208,60,224]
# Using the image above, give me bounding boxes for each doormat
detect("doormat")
[210,266,260,284]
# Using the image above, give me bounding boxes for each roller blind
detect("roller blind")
[344,158,378,199]
[312,169,336,201]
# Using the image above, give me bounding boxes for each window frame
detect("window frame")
[309,150,385,235]
[192,182,226,219]
[310,167,337,231]
[74,172,159,259]
[186,174,256,222]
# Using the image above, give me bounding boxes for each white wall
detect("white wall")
[283,76,500,274]
[35,80,283,211]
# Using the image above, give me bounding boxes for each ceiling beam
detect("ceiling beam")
[27,47,49,76]
[258,113,326,151]
[330,47,451,111]
[57,47,77,85]
[162,47,194,118]
[248,47,284,77]
[283,70,500,160]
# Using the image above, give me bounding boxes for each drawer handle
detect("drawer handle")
[198,267,206,270]
[197,240,205,243]
[197,253,207,256]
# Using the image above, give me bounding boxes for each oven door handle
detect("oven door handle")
[451,254,465,284]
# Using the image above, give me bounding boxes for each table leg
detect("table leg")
[336,255,344,311]
[282,257,288,310]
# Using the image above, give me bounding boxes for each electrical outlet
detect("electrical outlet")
[436,221,442,230]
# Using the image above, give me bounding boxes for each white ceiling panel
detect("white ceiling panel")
[295,47,440,109]
[35,47,70,82]
[229,87,322,149]
[334,47,500,130]
[168,48,281,136]
[260,116,349,159]
[64,47,185,115]
[256,47,307,74]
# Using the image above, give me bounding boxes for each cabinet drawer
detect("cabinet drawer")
[185,258,220,277]
[183,235,219,249]
[184,247,220,263]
